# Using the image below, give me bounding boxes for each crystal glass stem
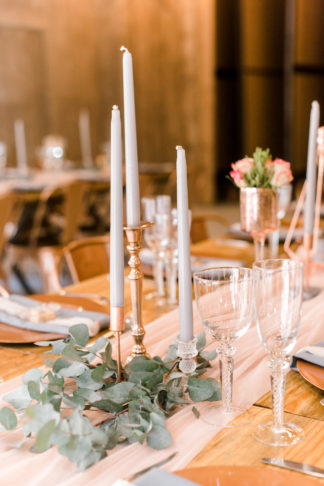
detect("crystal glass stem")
[270,359,288,433]
[165,250,177,305]
[269,226,280,258]
[220,345,235,414]
[254,237,265,261]
[155,251,165,298]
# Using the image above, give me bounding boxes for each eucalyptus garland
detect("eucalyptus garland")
[0,324,220,471]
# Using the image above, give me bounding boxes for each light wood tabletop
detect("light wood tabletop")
[0,240,324,482]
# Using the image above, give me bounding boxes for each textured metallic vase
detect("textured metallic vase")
[240,188,278,260]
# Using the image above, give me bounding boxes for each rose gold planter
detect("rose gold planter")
[240,188,278,260]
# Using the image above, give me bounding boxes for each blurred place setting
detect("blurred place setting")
[0,2,324,486]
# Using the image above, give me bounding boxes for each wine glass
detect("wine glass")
[193,267,254,425]
[269,184,293,257]
[253,259,304,446]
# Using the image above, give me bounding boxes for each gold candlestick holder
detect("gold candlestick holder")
[110,306,125,382]
[124,221,153,363]
[284,126,324,299]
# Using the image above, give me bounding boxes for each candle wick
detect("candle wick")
[176,145,183,151]
[120,46,129,53]
[113,105,118,110]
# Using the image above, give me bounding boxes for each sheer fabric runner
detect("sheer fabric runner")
[0,274,323,486]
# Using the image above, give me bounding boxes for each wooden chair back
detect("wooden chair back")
[191,212,231,243]
[63,234,110,283]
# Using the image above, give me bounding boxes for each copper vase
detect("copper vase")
[240,188,278,260]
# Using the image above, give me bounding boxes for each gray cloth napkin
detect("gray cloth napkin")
[291,340,324,370]
[134,468,199,486]
[0,294,109,336]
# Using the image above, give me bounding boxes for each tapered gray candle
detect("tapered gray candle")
[304,100,320,235]
[121,46,140,227]
[79,109,93,168]
[14,119,28,173]
[176,146,193,342]
[110,106,124,308]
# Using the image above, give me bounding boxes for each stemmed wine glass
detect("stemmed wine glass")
[269,184,293,257]
[193,267,254,425]
[253,259,304,446]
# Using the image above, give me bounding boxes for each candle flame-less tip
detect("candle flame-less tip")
[112,105,119,110]
[312,100,320,109]
[120,46,129,53]
[176,145,183,151]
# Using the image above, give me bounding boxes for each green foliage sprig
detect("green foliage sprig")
[243,147,273,188]
[0,325,219,471]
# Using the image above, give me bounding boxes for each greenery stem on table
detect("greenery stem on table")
[0,324,219,471]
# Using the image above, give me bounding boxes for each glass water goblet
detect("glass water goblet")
[253,259,304,446]
[269,184,293,258]
[194,267,254,425]
[141,197,159,300]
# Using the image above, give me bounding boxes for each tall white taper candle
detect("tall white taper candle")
[14,119,28,173]
[121,46,140,227]
[176,146,193,342]
[79,109,93,169]
[304,100,320,235]
[110,106,124,307]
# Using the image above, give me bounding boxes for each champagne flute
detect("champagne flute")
[193,267,254,425]
[253,259,304,446]
[269,184,292,257]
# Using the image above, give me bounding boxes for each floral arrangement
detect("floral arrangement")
[229,147,293,189]
[0,324,219,471]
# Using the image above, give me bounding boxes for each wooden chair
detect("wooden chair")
[6,180,86,293]
[0,191,15,283]
[190,212,231,243]
[63,234,110,283]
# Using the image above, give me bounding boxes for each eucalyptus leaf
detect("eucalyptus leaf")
[0,407,17,430]
[200,349,217,361]
[147,424,172,450]
[91,364,108,383]
[87,337,107,354]
[102,382,134,404]
[27,381,41,401]
[62,343,85,362]
[4,385,32,409]
[77,369,103,391]
[69,324,89,347]
[58,362,87,378]
[196,332,206,351]
[22,368,43,384]
[187,376,215,402]
[36,419,56,452]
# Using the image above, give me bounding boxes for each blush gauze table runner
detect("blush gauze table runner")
[0,274,323,486]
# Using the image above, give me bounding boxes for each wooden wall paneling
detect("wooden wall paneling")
[45,0,101,161]
[293,74,324,174]
[239,0,285,69]
[123,0,216,203]
[241,74,284,157]
[295,0,324,66]
[0,26,47,166]
[95,0,127,146]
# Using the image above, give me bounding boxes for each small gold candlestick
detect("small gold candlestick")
[124,222,153,363]
[110,306,125,382]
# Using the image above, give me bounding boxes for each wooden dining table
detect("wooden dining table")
[0,238,324,484]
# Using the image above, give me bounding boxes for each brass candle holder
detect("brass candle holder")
[110,306,124,382]
[124,221,153,363]
[284,126,324,299]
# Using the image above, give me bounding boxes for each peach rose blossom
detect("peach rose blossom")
[231,157,254,174]
[229,170,247,188]
[270,158,293,187]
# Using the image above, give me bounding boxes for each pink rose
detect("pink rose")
[231,157,254,174]
[270,158,293,187]
[230,170,247,188]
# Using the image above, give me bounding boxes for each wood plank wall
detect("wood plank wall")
[0,0,216,204]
